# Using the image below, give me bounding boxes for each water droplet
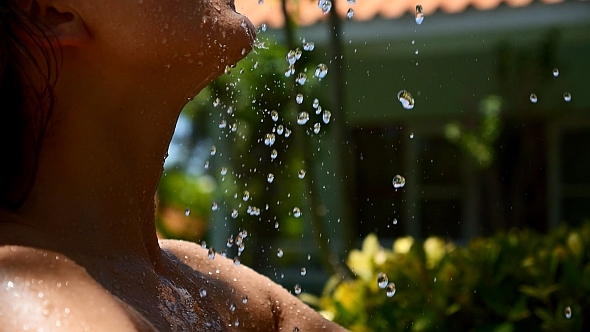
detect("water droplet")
[296,73,307,85]
[233,256,241,266]
[243,191,250,201]
[210,146,217,155]
[285,65,295,77]
[295,48,302,60]
[201,241,207,249]
[298,170,306,179]
[261,23,267,32]
[294,284,302,294]
[270,149,278,159]
[231,209,238,219]
[565,306,572,318]
[297,112,310,125]
[258,0,264,4]
[415,5,424,25]
[204,161,210,169]
[397,90,415,109]
[229,303,236,312]
[276,125,284,135]
[286,50,297,65]
[553,68,559,77]
[213,98,221,107]
[296,94,304,104]
[219,120,227,129]
[303,41,315,51]
[346,8,354,19]
[242,295,248,304]
[220,167,228,176]
[293,328,300,332]
[415,49,419,55]
[392,175,406,189]
[320,0,332,14]
[386,283,396,297]
[322,110,332,124]
[530,93,538,103]
[410,133,414,139]
[271,110,279,122]
[377,273,389,289]
[227,236,234,247]
[200,289,207,297]
[277,248,284,258]
[314,63,328,79]
[313,123,321,134]
[208,247,216,259]
[242,230,248,239]
[293,207,302,218]
[564,92,572,102]
[285,128,292,138]
[300,268,307,276]
[267,173,275,183]
[264,133,276,146]
[347,0,356,4]
[184,208,191,217]
[393,218,398,225]
[211,202,219,211]
[312,98,320,109]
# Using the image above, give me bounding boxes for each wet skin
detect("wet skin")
[0,0,347,330]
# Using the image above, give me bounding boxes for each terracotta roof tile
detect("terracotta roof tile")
[234,0,566,28]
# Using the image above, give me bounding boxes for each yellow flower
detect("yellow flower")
[394,236,414,254]
[424,237,445,269]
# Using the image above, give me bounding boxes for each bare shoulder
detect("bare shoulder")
[160,239,348,332]
[0,246,150,332]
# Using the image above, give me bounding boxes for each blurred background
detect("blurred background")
[155,0,590,317]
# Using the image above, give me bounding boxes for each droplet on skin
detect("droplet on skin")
[213,98,221,107]
[565,306,572,319]
[208,247,216,260]
[286,50,297,65]
[293,207,302,218]
[233,257,240,266]
[200,289,207,297]
[377,273,389,289]
[277,248,284,258]
[392,175,406,189]
[530,93,538,103]
[242,295,248,304]
[415,5,424,25]
[386,283,396,297]
[297,112,310,125]
[564,92,572,102]
[397,90,415,109]
[294,284,302,294]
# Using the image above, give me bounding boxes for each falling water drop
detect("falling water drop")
[392,175,406,189]
[565,306,572,319]
[271,110,279,122]
[296,93,304,104]
[386,283,396,297]
[208,247,216,260]
[277,248,284,258]
[346,8,354,19]
[319,0,332,14]
[553,68,559,77]
[397,90,415,109]
[314,63,328,79]
[267,173,275,183]
[270,149,278,160]
[294,284,302,294]
[243,191,250,201]
[293,207,302,218]
[231,209,238,219]
[298,170,306,179]
[233,256,241,266]
[564,92,572,102]
[415,5,424,25]
[211,202,219,211]
[530,93,538,103]
[210,145,217,155]
[297,112,310,125]
[184,208,191,217]
[296,73,307,85]
[322,110,332,124]
[303,41,315,51]
[377,273,389,289]
[300,268,307,276]
[264,133,276,146]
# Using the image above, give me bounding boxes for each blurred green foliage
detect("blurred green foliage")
[306,222,590,331]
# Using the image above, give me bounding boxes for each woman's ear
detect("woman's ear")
[16,0,90,46]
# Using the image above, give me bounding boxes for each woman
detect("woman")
[0,0,347,330]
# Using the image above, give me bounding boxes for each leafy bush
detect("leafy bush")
[305,223,590,331]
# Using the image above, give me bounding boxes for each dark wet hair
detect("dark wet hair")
[0,0,60,209]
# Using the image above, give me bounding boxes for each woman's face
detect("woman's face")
[72,0,255,85]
